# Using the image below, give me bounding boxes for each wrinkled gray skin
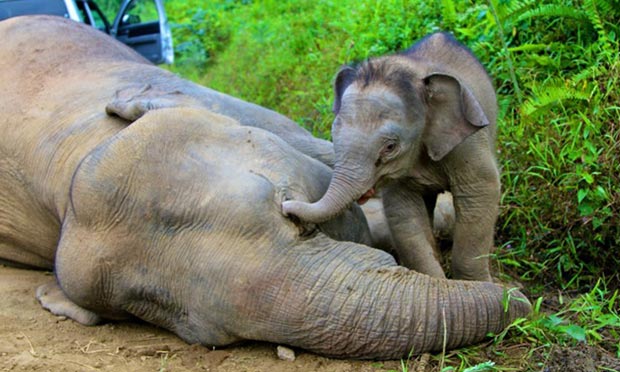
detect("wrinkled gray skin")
[362,192,455,254]
[0,17,530,359]
[283,33,499,281]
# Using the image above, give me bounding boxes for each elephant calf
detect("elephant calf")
[0,16,530,359]
[284,32,501,281]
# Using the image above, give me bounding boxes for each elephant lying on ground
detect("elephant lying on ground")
[0,16,530,359]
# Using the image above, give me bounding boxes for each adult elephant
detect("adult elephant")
[283,33,500,281]
[0,16,530,359]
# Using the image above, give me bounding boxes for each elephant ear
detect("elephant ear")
[332,65,358,114]
[106,84,201,122]
[423,73,489,161]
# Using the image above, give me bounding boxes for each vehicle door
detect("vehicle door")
[111,0,173,64]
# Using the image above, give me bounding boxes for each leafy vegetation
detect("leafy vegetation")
[165,0,619,291]
[162,0,620,369]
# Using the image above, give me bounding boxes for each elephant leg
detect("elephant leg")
[382,183,445,278]
[450,170,500,282]
[35,280,101,325]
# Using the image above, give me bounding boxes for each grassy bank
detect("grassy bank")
[166,0,619,291]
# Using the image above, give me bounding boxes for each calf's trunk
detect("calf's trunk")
[282,168,371,223]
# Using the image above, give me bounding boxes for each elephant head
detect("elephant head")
[282,33,493,223]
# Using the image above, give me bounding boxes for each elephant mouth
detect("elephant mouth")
[357,188,376,205]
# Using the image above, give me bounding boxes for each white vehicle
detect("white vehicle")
[0,0,173,64]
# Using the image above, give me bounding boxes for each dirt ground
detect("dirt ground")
[0,266,404,372]
[2,265,619,372]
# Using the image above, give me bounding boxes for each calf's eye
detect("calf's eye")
[382,141,398,156]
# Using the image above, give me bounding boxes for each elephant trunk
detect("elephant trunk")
[238,237,531,359]
[282,167,371,223]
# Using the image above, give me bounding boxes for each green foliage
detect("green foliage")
[164,1,244,79]
[165,0,446,137]
[493,0,620,289]
[165,0,620,290]
[494,279,620,355]
[93,0,119,22]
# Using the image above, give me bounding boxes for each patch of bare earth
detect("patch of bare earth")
[534,343,620,372]
[1,266,402,372]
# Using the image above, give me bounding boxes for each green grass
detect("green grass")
[162,0,620,369]
[165,0,620,291]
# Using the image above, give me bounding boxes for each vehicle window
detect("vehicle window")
[89,7,107,31]
[119,0,158,27]
[113,0,173,64]
[87,1,109,32]
[75,1,109,32]
[92,0,117,22]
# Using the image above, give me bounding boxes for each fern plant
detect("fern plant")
[519,80,591,117]
[493,0,620,288]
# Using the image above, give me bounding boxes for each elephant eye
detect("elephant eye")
[381,140,399,157]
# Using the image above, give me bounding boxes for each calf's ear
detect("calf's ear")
[423,73,489,161]
[105,84,200,123]
[332,65,357,114]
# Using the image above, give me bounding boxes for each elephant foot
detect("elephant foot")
[35,280,101,325]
